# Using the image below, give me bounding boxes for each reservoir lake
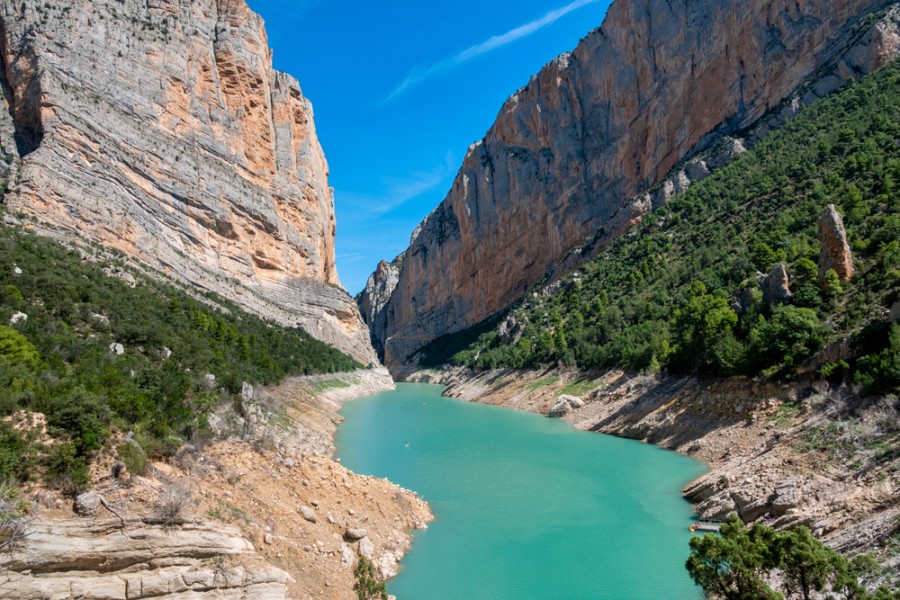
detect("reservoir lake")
[335,383,706,599]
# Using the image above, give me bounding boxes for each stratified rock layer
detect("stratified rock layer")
[0,518,291,600]
[361,0,899,372]
[0,0,375,363]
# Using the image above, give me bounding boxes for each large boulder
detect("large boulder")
[548,395,584,418]
[772,478,803,517]
[73,491,102,516]
[761,264,792,305]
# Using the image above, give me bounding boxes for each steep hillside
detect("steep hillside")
[359,0,900,373]
[0,221,360,491]
[403,54,900,580]
[0,219,430,599]
[432,58,900,393]
[0,0,375,363]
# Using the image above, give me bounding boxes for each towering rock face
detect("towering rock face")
[0,0,375,363]
[361,0,900,372]
[357,257,402,359]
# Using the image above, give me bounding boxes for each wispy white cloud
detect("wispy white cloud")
[384,0,599,102]
[286,0,324,20]
[337,153,457,216]
[335,253,368,264]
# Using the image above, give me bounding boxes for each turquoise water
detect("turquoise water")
[335,383,706,600]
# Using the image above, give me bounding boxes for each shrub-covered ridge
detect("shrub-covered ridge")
[0,223,360,492]
[434,59,900,393]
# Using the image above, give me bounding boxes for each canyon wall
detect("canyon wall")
[0,0,375,363]
[360,0,900,372]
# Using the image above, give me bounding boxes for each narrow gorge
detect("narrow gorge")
[0,0,897,597]
[355,0,900,591]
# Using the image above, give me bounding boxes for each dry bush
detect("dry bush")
[151,482,192,530]
[0,481,30,553]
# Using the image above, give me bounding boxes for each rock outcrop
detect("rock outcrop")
[548,394,584,418]
[0,517,291,600]
[0,0,375,363]
[818,204,855,284]
[357,257,402,357]
[761,264,793,305]
[360,0,900,373]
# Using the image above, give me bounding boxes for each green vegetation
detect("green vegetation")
[559,378,598,397]
[0,224,359,492]
[686,514,897,599]
[308,377,354,393]
[0,480,29,552]
[437,61,900,393]
[353,556,388,600]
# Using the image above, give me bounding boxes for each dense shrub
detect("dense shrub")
[686,515,895,599]
[0,223,361,488]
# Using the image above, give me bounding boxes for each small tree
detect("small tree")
[777,526,841,600]
[822,268,843,297]
[686,514,781,599]
[687,515,897,600]
[353,556,387,600]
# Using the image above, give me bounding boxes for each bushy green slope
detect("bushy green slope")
[0,224,360,491]
[429,60,900,393]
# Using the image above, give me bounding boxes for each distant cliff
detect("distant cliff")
[359,0,900,373]
[0,0,375,363]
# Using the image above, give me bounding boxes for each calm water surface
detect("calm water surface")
[335,383,706,600]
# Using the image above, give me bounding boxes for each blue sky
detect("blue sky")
[247,0,612,294]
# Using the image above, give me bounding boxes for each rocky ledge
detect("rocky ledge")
[1,368,430,600]
[0,518,291,600]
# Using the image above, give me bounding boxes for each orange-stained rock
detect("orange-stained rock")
[360,0,900,373]
[0,0,374,363]
[818,204,855,284]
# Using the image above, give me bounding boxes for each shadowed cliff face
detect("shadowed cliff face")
[360,0,900,373]
[0,0,375,363]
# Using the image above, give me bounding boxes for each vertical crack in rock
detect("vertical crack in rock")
[0,17,41,160]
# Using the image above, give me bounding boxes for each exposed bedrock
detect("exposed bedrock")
[0,0,375,363]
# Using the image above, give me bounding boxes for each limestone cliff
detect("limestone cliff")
[361,0,900,372]
[0,0,375,363]
[357,257,402,359]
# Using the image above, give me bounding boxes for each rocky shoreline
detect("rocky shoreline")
[410,366,899,568]
[1,368,433,600]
